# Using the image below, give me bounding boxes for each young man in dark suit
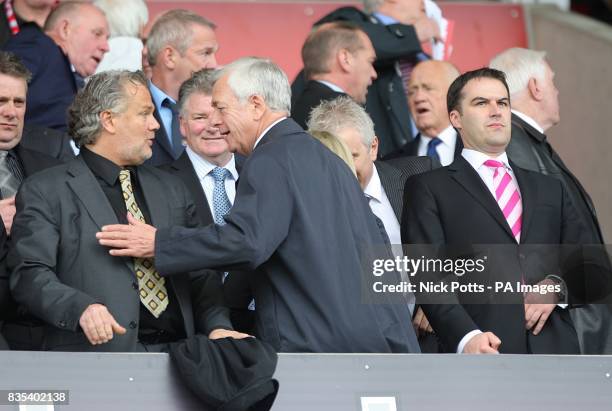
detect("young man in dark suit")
[8,70,246,352]
[402,68,589,354]
[98,57,421,354]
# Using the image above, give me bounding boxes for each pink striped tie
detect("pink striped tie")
[483,160,522,242]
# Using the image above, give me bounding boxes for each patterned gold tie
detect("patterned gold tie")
[118,170,168,318]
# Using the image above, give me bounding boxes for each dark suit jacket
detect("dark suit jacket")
[155,118,420,353]
[508,113,610,354]
[376,157,431,223]
[147,86,183,166]
[160,152,255,332]
[20,124,75,162]
[291,81,346,129]
[292,7,423,158]
[3,24,77,132]
[401,156,588,354]
[7,157,232,352]
[508,113,603,243]
[383,131,463,166]
[0,219,8,349]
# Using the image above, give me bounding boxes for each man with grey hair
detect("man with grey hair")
[491,47,610,354]
[4,1,110,131]
[94,0,149,72]
[146,9,219,166]
[161,69,255,334]
[292,0,440,158]
[291,21,377,129]
[307,96,434,350]
[98,57,421,353]
[8,70,245,352]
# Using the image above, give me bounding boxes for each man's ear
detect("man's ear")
[527,77,543,102]
[100,110,116,134]
[369,136,379,161]
[179,115,188,138]
[161,46,176,69]
[249,94,266,120]
[56,19,71,41]
[449,109,462,130]
[337,48,352,73]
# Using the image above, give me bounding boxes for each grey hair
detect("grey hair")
[68,70,148,147]
[146,9,216,67]
[307,96,375,148]
[178,68,216,116]
[93,0,148,38]
[362,0,384,14]
[215,57,291,114]
[489,48,547,96]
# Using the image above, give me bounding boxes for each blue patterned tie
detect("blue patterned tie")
[210,167,232,225]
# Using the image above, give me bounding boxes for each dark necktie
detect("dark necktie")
[426,137,442,164]
[161,98,185,159]
[73,72,85,90]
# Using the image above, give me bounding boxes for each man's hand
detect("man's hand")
[412,307,433,337]
[97,213,156,258]
[413,16,441,43]
[463,332,501,354]
[524,302,556,336]
[0,196,16,235]
[79,303,127,345]
[208,328,252,340]
[523,278,559,335]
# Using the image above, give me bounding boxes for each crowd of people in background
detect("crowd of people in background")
[0,0,609,357]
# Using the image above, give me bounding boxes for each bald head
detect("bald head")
[44,2,109,77]
[408,60,460,137]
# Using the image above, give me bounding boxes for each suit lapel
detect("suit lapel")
[170,153,214,225]
[376,161,402,220]
[137,167,169,228]
[66,158,136,274]
[449,157,516,240]
[66,157,118,230]
[511,164,535,242]
[152,107,176,160]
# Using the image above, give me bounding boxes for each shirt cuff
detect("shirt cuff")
[457,329,482,353]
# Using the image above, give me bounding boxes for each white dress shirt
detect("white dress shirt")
[512,110,544,134]
[185,146,239,216]
[456,149,520,353]
[365,164,415,314]
[417,125,458,166]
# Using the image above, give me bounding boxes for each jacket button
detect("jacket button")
[132,282,138,290]
[58,320,67,328]
[129,321,137,329]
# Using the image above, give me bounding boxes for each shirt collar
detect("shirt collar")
[512,110,544,134]
[420,124,456,146]
[461,148,511,172]
[315,80,345,93]
[185,146,238,181]
[363,163,383,203]
[253,117,287,150]
[80,146,125,186]
[372,12,398,25]
[149,81,174,113]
